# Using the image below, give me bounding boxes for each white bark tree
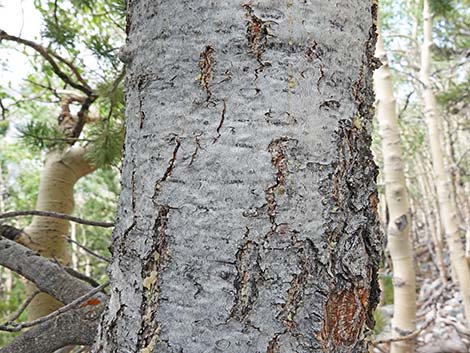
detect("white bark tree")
[95,1,383,352]
[374,29,416,353]
[420,0,470,322]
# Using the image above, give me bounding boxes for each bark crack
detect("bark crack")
[153,137,181,200]
[213,98,227,143]
[277,248,309,330]
[138,205,170,351]
[265,137,293,229]
[188,133,202,166]
[198,45,215,102]
[229,227,263,322]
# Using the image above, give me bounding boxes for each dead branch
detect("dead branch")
[0,29,94,96]
[0,210,114,227]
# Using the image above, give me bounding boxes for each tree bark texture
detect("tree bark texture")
[96,1,383,352]
[374,30,416,353]
[420,0,470,322]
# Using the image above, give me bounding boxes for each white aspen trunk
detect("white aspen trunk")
[374,30,416,353]
[21,146,95,320]
[417,158,448,283]
[95,1,383,352]
[420,0,470,322]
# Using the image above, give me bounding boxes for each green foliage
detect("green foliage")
[381,274,394,305]
[72,168,120,279]
[373,310,386,335]
[437,81,470,107]
[429,0,454,16]
[0,277,27,347]
[18,120,69,151]
[85,121,124,168]
[0,120,8,136]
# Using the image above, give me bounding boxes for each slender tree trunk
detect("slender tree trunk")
[374,29,416,353]
[95,1,383,352]
[416,157,448,283]
[71,222,79,270]
[420,0,470,322]
[21,146,95,320]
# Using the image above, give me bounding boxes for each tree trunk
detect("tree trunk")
[420,0,470,322]
[96,1,383,352]
[21,146,95,320]
[374,29,416,353]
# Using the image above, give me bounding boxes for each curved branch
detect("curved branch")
[0,29,94,96]
[0,210,115,228]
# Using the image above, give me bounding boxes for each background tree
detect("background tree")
[0,0,125,348]
[375,26,417,353]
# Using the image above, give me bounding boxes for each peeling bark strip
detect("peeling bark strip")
[97,1,382,352]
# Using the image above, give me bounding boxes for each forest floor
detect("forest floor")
[373,278,470,353]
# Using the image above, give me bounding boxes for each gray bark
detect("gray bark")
[96,1,382,352]
[0,236,104,353]
[0,237,92,304]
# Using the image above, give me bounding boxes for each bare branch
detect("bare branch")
[0,282,107,332]
[0,236,93,304]
[64,266,101,287]
[0,29,94,96]
[372,313,435,345]
[0,210,115,228]
[1,290,40,324]
[65,236,111,263]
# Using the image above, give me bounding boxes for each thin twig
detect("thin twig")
[0,29,93,95]
[0,210,114,228]
[64,267,101,287]
[2,290,40,324]
[373,313,435,345]
[65,236,111,263]
[0,282,108,332]
[369,341,387,353]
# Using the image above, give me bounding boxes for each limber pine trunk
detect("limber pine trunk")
[374,30,416,353]
[420,0,470,322]
[96,1,383,352]
[21,146,94,320]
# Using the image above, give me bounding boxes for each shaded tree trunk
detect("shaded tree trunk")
[96,1,383,352]
[420,0,470,322]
